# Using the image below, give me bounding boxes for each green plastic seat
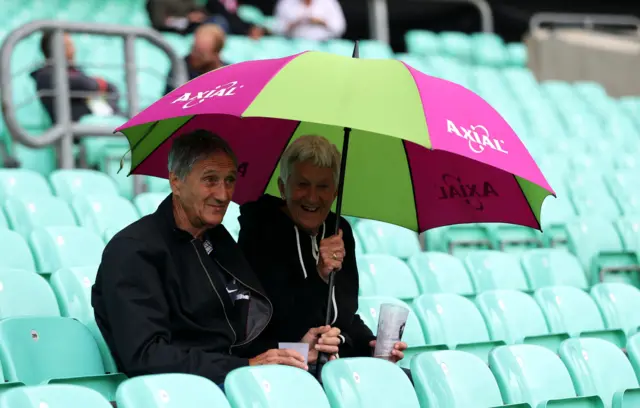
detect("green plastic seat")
[49,266,97,323]
[325,39,356,57]
[117,373,230,408]
[0,316,125,400]
[322,358,419,408]
[146,176,171,193]
[406,252,474,296]
[0,269,60,318]
[354,220,421,258]
[77,115,129,167]
[71,194,139,239]
[29,226,105,274]
[471,33,508,66]
[411,350,521,408]
[625,333,640,383]
[570,187,621,221]
[412,294,502,363]
[464,251,530,292]
[357,296,425,348]
[560,338,640,408]
[49,169,119,202]
[571,152,613,173]
[591,283,640,337]
[490,344,604,407]
[439,31,472,61]
[133,192,166,216]
[476,289,567,351]
[506,42,527,66]
[617,193,640,216]
[237,4,265,25]
[441,225,494,259]
[404,30,439,55]
[534,286,626,347]
[614,217,640,253]
[0,384,114,408]
[357,254,419,300]
[222,201,240,241]
[358,40,394,59]
[4,195,77,238]
[226,366,328,408]
[521,249,588,290]
[607,170,639,200]
[487,224,543,254]
[0,212,6,229]
[100,145,134,199]
[0,229,36,272]
[0,169,52,201]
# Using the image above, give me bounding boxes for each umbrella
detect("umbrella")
[115,43,554,370]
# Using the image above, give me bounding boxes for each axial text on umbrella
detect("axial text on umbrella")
[171,81,244,109]
[438,173,499,211]
[447,120,509,155]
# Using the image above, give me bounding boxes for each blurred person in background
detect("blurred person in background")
[273,0,346,41]
[164,23,227,95]
[148,0,264,38]
[32,31,123,123]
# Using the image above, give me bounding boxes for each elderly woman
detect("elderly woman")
[238,135,407,362]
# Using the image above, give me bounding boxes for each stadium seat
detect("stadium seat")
[412,294,503,363]
[521,249,588,290]
[0,316,125,400]
[570,186,621,221]
[464,251,530,292]
[534,286,626,347]
[404,30,440,56]
[410,350,520,408]
[49,169,119,202]
[591,283,640,337]
[626,333,640,383]
[0,169,52,201]
[406,252,474,296]
[322,358,419,408]
[357,254,419,300]
[354,220,421,258]
[225,366,328,408]
[29,226,105,274]
[490,344,604,407]
[0,270,60,318]
[486,224,543,254]
[439,31,472,61]
[4,195,77,237]
[440,224,494,259]
[559,338,640,407]
[475,289,568,350]
[146,176,171,193]
[223,201,241,241]
[0,384,114,408]
[0,211,6,229]
[117,373,230,408]
[357,296,425,349]
[0,229,36,272]
[133,192,166,216]
[71,194,139,238]
[615,217,640,253]
[358,40,394,59]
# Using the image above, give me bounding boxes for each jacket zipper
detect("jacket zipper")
[191,240,237,353]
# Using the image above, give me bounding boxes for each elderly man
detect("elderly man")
[92,129,341,387]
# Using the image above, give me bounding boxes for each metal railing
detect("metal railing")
[530,13,640,35]
[0,20,188,193]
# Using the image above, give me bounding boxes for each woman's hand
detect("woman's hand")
[317,230,345,282]
[301,325,341,364]
[369,340,408,363]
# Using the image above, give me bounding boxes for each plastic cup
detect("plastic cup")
[279,342,309,365]
[373,303,410,361]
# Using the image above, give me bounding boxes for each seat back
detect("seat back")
[411,350,505,407]
[357,296,425,347]
[521,249,588,289]
[559,338,639,404]
[71,194,139,237]
[591,283,640,335]
[534,286,605,335]
[407,252,474,295]
[0,384,113,408]
[29,226,105,274]
[0,270,60,318]
[49,266,97,322]
[4,195,77,238]
[412,294,490,347]
[465,251,529,292]
[0,316,106,384]
[117,373,230,408]
[49,169,119,202]
[225,366,329,408]
[0,169,52,201]
[133,192,166,216]
[0,229,36,272]
[357,254,419,300]
[355,221,421,259]
[322,358,419,408]
[475,290,549,343]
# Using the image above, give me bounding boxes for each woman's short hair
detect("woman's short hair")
[168,129,237,180]
[279,135,341,185]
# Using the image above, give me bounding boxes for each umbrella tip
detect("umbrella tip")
[352,40,359,58]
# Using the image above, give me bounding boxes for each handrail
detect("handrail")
[368,0,391,44]
[0,19,188,175]
[530,13,640,34]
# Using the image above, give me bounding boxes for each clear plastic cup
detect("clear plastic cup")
[373,303,410,361]
[279,342,310,365]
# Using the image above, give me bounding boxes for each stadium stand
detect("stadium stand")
[1,0,640,406]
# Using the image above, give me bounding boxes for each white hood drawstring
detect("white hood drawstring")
[294,222,338,325]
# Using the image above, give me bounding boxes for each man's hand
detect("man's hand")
[188,10,207,23]
[309,17,327,26]
[317,230,345,282]
[302,325,341,363]
[248,25,265,39]
[369,340,408,363]
[248,349,307,370]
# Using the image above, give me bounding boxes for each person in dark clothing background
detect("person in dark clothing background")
[238,135,408,363]
[92,130,341,387]
[31,31,122,123]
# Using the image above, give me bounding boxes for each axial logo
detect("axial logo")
[447,120,508,155]
[437,173,498,211]
[171,81,244,109]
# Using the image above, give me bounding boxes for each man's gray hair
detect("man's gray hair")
[279,135,341,184]
[168,129,237,180]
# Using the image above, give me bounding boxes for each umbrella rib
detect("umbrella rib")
[402,140,420,233]
[258,121,302,195]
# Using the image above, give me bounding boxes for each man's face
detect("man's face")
[190,34,218,71]
[63,34,75,62]
[170,151,237,229]
[279,160,337,233]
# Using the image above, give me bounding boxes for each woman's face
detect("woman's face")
[280,160,337,234]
